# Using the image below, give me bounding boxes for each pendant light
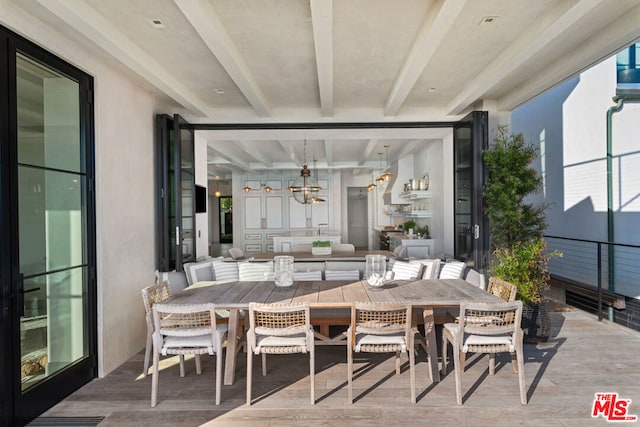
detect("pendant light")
[311,156,325,203]
[288,141,321,204]
[264,170,272,193]
[381,144,393,181]
[376,152,385,184]
[214,181,221,197]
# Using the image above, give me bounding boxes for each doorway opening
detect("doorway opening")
[347,187,368,250]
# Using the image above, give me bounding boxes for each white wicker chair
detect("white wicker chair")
[151,303,228,407]
[441,301,526,405]
[246,302,315,405]
[347,302,416,403]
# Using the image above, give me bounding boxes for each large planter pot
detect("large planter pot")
[521,299,550,343]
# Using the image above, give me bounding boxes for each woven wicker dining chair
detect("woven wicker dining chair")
[151,303,228,407]
[487,277,518,302]
[441,301,526,405]
[246,302,315,405]
[142,282,188,377]
[347,302,416,403]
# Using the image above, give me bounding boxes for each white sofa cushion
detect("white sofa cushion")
[238,261,273,281]
[293,270,322,281]
[212,260,240,282]
[325,270,360,280]
[390,260,424,280]
[412,259,441,280]
[439,261,466,279]
[184,257,223,285]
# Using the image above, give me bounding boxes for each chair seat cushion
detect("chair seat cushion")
[255,333,309,351]
[212,260,240,281]
[354,332,406,352]
[324,270,360,280]
[161,325,228,354]
[462,333,514,352]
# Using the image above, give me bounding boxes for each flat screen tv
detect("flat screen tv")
[195,185,207,213]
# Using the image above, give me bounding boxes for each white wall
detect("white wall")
[1,4,184,375]
[512,56,640,297]
[194,133,208,259]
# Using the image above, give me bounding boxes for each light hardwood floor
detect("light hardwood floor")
[41,309,640,426]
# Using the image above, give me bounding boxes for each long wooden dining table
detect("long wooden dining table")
[165,279,502,386]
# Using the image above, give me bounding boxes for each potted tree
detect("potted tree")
[483,126,561,342]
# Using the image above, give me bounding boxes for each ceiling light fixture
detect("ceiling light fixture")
[214,182,221,198]
[288,141,321,204]
[381,145,393,181]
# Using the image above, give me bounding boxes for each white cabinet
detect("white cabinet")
[311,195,329,227]
[265,196,283,229]
[244,196,262,229]
[288,196,308,228]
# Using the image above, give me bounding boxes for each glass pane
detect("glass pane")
[20,267,87,392]
[180,127,194,263]
[18,167,84,276]
[16,53,81,173]
[455,126,473,260]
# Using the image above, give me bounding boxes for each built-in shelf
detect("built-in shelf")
[399,190,432,200]
[404,210,432,218]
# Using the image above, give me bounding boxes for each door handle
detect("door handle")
[474,224,480,239]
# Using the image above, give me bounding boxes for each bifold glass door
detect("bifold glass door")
[156,114,195,271]
[453,111,489,270]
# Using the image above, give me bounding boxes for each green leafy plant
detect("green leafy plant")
[483,125,547,250]
[484,125,561,304]
[312,240,331,247]
[490,239,561,304]
[403,220,416,231]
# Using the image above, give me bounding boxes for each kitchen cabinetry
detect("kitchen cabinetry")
[242,184,284,253]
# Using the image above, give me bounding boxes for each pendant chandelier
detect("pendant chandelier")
[288,141,321,204]
[214,181,221,197]
[375,152,385,184]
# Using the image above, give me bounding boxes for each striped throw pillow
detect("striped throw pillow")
[212,261,240,281]
[391,261,423,280]
[238,262,273,281]
[439,261,466,279]
[324,270,360,280]
[293,270,322,281]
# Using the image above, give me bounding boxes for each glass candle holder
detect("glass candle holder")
[365,254,387,288]
[273,255,294,287]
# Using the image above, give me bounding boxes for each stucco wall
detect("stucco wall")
[1,3,183,375]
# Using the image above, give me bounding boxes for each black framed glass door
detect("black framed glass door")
[156,114,195,271]
[1,26,96,426]
[453,111,489,270]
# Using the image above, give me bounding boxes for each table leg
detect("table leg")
[224,309,240,385]
[423,308,440,383]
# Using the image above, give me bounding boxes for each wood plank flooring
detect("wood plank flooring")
[41,309,640,426]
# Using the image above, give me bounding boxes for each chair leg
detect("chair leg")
[215,349,222,405]
[510,351,518,373]
[460,351,467,372]
[453,346,463,405]
[179,355,185,377]
[395,350,401,375]
[347,347,353,404]
[409,348,416,404]
[516,349,527,405]
[489,353,495,375]
[143,332,152,377]
[195,354,202,375]
[246,347,253,405]
[441,332,449,377]
[423,309,439,382]
[261,353,267,376]
[309,349,315,405]
[151,350,160,407]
